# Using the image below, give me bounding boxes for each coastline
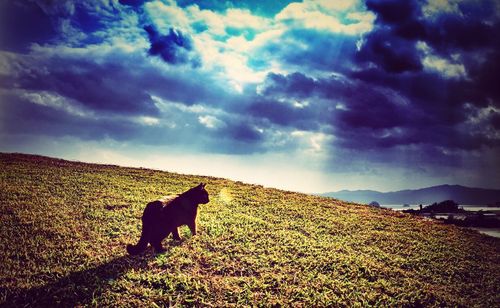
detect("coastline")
[383,204,500,238]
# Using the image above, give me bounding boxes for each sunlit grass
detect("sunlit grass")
[1,153,499,306]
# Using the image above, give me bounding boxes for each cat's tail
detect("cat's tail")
[127,225,150,255]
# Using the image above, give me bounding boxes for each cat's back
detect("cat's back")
[143,195,175,213]
[143,200,163,217]
[158,195,178,205]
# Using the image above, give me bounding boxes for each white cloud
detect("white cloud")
[134,116,160,126]
[145,0,191,31]
[276,0,374,35]
[186,5,226,35]
[186,5,270,35]
[192,32,269,89]
[224,8,270,30]
[198,115,226,129]
[290,130,332,154]
[151,95,225,116]
[422,0,462,17]
[143,1,277,91]
[417,41,467,78]
[144,1,335,92]
[19,90,92,118]
[317,0,358,11]
[145,0,340,91]
[422,55,466,78]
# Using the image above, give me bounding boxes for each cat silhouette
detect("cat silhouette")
[127,183,209,255]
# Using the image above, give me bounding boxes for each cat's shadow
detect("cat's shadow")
[4,247,173,306]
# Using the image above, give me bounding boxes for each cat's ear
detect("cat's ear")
[199,183,206,189]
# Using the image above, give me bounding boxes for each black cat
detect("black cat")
[127,183,209,255]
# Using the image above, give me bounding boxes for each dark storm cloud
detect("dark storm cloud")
[359,0,499,75]
[0,0,139,52]
[1,54,158,116]
[425,6,498,54]
[246,99,318,131]
[225,122,262,142]
[320,0,500,158]
[256,67,499,155]
[351,68,474,123]
[144,25,201,67]
[469,43,500,104]
[262,72,316,98]
[119,0,146,7]
[356,28,423,73]
[368,0,498,50]
[0,91,139,141]
[0,1,58,52]
[243,72,331,131]
[491,112,500,130]
[355,0,425,73]
[331,70,497,151]
[365,0,422,30]
[259,72,409,130]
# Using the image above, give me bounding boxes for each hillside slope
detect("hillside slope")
[1,153,499,307]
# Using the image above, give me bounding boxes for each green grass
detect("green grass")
[1,153,499,307]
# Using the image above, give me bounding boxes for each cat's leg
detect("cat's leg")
[172,227,181,240]
[188,221,197,236]
[150,234,165,253]
[127,224,151,255]
[151,225,169,253]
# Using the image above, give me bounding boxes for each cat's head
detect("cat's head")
[189,183,209,204]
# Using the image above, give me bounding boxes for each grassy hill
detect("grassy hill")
[1,153,499,307]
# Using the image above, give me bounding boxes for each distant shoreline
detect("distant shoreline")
[385,203,500,238]
[385,204,500,211]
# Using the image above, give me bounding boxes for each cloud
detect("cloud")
[261,72,316,98]
[225,122,263,142]
[255,28,360,76]
[276,0,374,35]
[144,1,191,32]
[254,67,500,160]
[491,112,500,130]
[421,54,466,78]
[1,50,159,116]
[198,115,225,129]
[365,0,420,25]
[356,28,423,73]
[177,0,298,18]
[119,0,146,8]
[144,25,201,66]
[0,90,139,142]
[338,0,500,162]
[0,1,58,52]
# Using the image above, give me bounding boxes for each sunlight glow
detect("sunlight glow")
[218,187,233,204]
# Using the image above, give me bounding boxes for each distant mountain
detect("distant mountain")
[321,185,500,205]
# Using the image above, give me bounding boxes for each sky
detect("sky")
[1,0,499,193]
